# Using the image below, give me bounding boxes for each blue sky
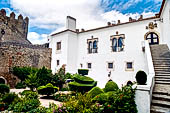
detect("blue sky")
[0,0,163,44]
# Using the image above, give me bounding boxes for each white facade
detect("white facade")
[49,0,170,88]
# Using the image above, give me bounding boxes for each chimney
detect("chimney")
[81,28,85,32]
[129,17,132,22]
[155,14,159,17]
[76,29,79,32]
[107,22,111,26]
[66,16,76,31]
[138,15,143,20]
[117,20,121,24]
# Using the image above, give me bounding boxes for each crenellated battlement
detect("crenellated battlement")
[0,9,30,44]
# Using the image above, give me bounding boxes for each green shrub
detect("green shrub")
[13,67,37,81]
[29,106,47,113]
[37,83,58,96]
[0,84,9,94]
[2,93,19,106]
[15,82,26,89]
[92,93,108,104]
[74,74,94,84]
[36,66,53,87]
[136,70,147,85]
[78,69,89,75]
[25,72,38,91]
[104,81,119,92]
[8,91,40,112]
[88,87,104,98]
[69,81,97,92]
[21,90,39,99]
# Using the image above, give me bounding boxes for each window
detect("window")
[146,32,159,45]
[57,60,60,66]
[56,42,61,50]
[111,34,124,52]
[87,63,92,69]
[108,63,113,69]
[112,38,117,52]
[87,38,98,54]
[125,62,134,71]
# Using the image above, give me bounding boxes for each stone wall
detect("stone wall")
[0,9,30,44]
[0,42,51,88]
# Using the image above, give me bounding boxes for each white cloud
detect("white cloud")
[27,32,47,44]
[10,0,157,44]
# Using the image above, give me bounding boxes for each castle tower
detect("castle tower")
[0,9,31,44]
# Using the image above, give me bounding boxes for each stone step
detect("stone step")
[155,78,170,82]
[154,68,170,71]
[156,71,170,74]
[155,76,170,79]
[153,62,170,65]
[155,81,170,85]
[151,99,170,108]
[154,67,170,69]
[152,94,170,101]
[154,64,170,67]
[151,106,170,113]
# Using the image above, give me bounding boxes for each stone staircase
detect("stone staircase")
[150,44,170,113]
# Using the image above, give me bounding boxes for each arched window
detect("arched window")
[88,41,93,53]
[118,37,123,51]
[93,41,97,53]
[112,38,117,52]
[146,32,159,45]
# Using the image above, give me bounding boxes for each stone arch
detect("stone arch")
[0,76,7,84]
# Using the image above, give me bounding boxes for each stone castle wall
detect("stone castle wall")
[0,9,30,44]
[0,42,51,88]
[0,9,52,88]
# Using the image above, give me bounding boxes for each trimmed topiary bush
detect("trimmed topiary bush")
[88,87,104,98]
[37,83,58,96]
[68,74,97,92]
[136,70,147,85]
[0,84,9,94]
[104,81,119,92]
[78,69,89,76]
[74,74,94,84]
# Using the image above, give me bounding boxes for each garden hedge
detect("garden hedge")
[0,84,9,94]
[74,74,94,84]
[104,81,119,92]
[88,87,104,98]
[37,83,58,96]
[68,74,97,92]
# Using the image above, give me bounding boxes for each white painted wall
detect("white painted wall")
[76,19,158,88]
[49,32,69,73]
[160,0,170,47]
[49,18,161,88]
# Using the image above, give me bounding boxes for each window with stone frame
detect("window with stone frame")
[87,36,98,54]
[56,42,61,50]
[125,61,134,71]
[57,60,60,66]
[87,63,92,69]
[108,62,113,69]
[111,34,125,52]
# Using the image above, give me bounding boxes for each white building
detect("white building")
[49,0,169,88]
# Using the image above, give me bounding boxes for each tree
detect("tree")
[25,72,38,91]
